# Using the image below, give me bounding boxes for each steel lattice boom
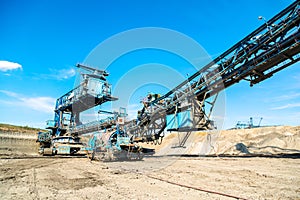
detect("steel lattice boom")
[127,1,300,143]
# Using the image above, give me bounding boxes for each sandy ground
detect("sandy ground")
[0,157,299,200]
[0,126,300,199]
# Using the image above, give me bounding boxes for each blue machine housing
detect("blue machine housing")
[48,65,118,137]
[166,109,193,131]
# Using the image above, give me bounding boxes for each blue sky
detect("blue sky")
[0,0,299,129]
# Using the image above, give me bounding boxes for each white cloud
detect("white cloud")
[19,96,55,113]
[271,93,300,102]
[0,60,22,72]
[55,68,76,80]
[41,68,76,80]
[0,90,55,113]
[271,102,300,110]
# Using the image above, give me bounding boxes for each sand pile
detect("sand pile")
[212,126,300,155]
[145,126,300,156]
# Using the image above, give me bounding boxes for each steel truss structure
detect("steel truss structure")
[127,1,300,143]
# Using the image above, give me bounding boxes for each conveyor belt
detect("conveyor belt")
[128,1,300,143]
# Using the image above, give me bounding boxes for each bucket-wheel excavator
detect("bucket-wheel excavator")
[37,1,300,159]
[37,64,118,155]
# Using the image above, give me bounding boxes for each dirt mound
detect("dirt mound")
[0,124,44,157]
[143,126,300,156]
[0,132,39,157]
[213,126,300,155]
[0,123,43,134]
